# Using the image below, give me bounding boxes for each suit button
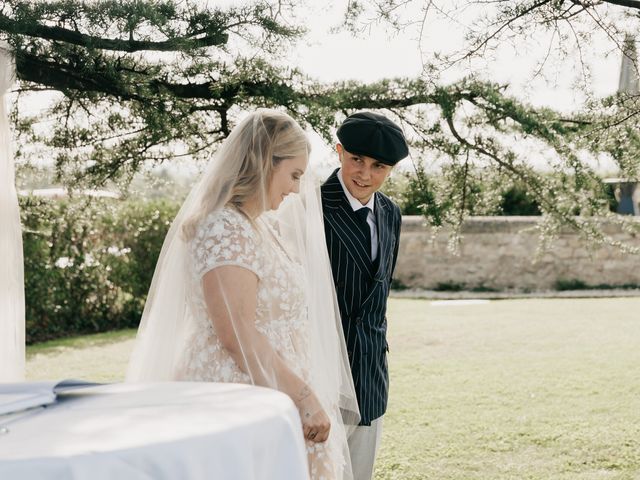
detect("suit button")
[354,316,362,324]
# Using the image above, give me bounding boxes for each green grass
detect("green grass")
[26,329,136,382]
[25,298,640,479]
[379,297,640,480]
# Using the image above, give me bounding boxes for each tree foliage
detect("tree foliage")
[2,0,640,252]
[342,0,640,251]
[2,0,308,183]
[343,1,640,72]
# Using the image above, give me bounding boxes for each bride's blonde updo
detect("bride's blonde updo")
[182,109,310,239]
[226,110,310,213]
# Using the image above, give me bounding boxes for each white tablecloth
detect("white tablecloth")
[0,382,310,479]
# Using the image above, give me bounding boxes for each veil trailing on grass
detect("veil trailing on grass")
[0,42,25,382]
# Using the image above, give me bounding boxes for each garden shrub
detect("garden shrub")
[20,195,179,344]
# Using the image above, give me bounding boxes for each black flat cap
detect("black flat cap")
[336,111,409,165]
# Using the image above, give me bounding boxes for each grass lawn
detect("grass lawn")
[26,297,640,479]
[26,329,136,382]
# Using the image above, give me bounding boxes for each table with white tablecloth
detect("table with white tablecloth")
[0,382,310,480]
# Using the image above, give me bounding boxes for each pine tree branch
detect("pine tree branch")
[15,50,143,101]
[0,13,228,52]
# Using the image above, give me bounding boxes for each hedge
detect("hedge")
[20,195,179,344]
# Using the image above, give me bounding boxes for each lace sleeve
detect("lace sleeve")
[191,208,263,279]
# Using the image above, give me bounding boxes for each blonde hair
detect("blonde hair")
[182,110,310,239]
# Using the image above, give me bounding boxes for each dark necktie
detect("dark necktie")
[356,207,372,260]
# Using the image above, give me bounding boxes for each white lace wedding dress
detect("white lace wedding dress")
[174,206,342,479]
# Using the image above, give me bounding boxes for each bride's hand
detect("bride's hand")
[295,387,331,443]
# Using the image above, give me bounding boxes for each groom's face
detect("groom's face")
[337,144,392,204]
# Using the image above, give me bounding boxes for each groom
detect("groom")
[321,111,408,479]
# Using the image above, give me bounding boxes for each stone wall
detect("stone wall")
[395,216,640,291]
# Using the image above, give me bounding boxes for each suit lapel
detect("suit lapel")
[323,170,373,275]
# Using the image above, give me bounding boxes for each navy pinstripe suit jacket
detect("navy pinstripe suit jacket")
[321,169,401,426]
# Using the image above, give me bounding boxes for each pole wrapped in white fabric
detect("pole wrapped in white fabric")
[0,42,25,382]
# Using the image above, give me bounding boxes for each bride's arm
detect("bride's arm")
[202,265,330,442]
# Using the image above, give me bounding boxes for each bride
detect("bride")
[126,109,359,479]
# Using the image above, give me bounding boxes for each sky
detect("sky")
[293,1,624,103]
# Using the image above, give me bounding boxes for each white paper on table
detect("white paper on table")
[0,380,102,415]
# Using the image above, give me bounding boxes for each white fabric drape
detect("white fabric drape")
[0,42,25,382]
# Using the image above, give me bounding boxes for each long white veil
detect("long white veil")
[126,110,358,478]
[0,42,25,382]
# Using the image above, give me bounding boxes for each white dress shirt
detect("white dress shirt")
[337,169,378,261]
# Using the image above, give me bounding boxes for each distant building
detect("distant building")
[619,34,639,95]
[606,35,640,215]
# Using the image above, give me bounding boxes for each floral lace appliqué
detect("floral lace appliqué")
[175,207,337,479]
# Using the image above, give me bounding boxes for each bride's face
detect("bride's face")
[268,155,308,210]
